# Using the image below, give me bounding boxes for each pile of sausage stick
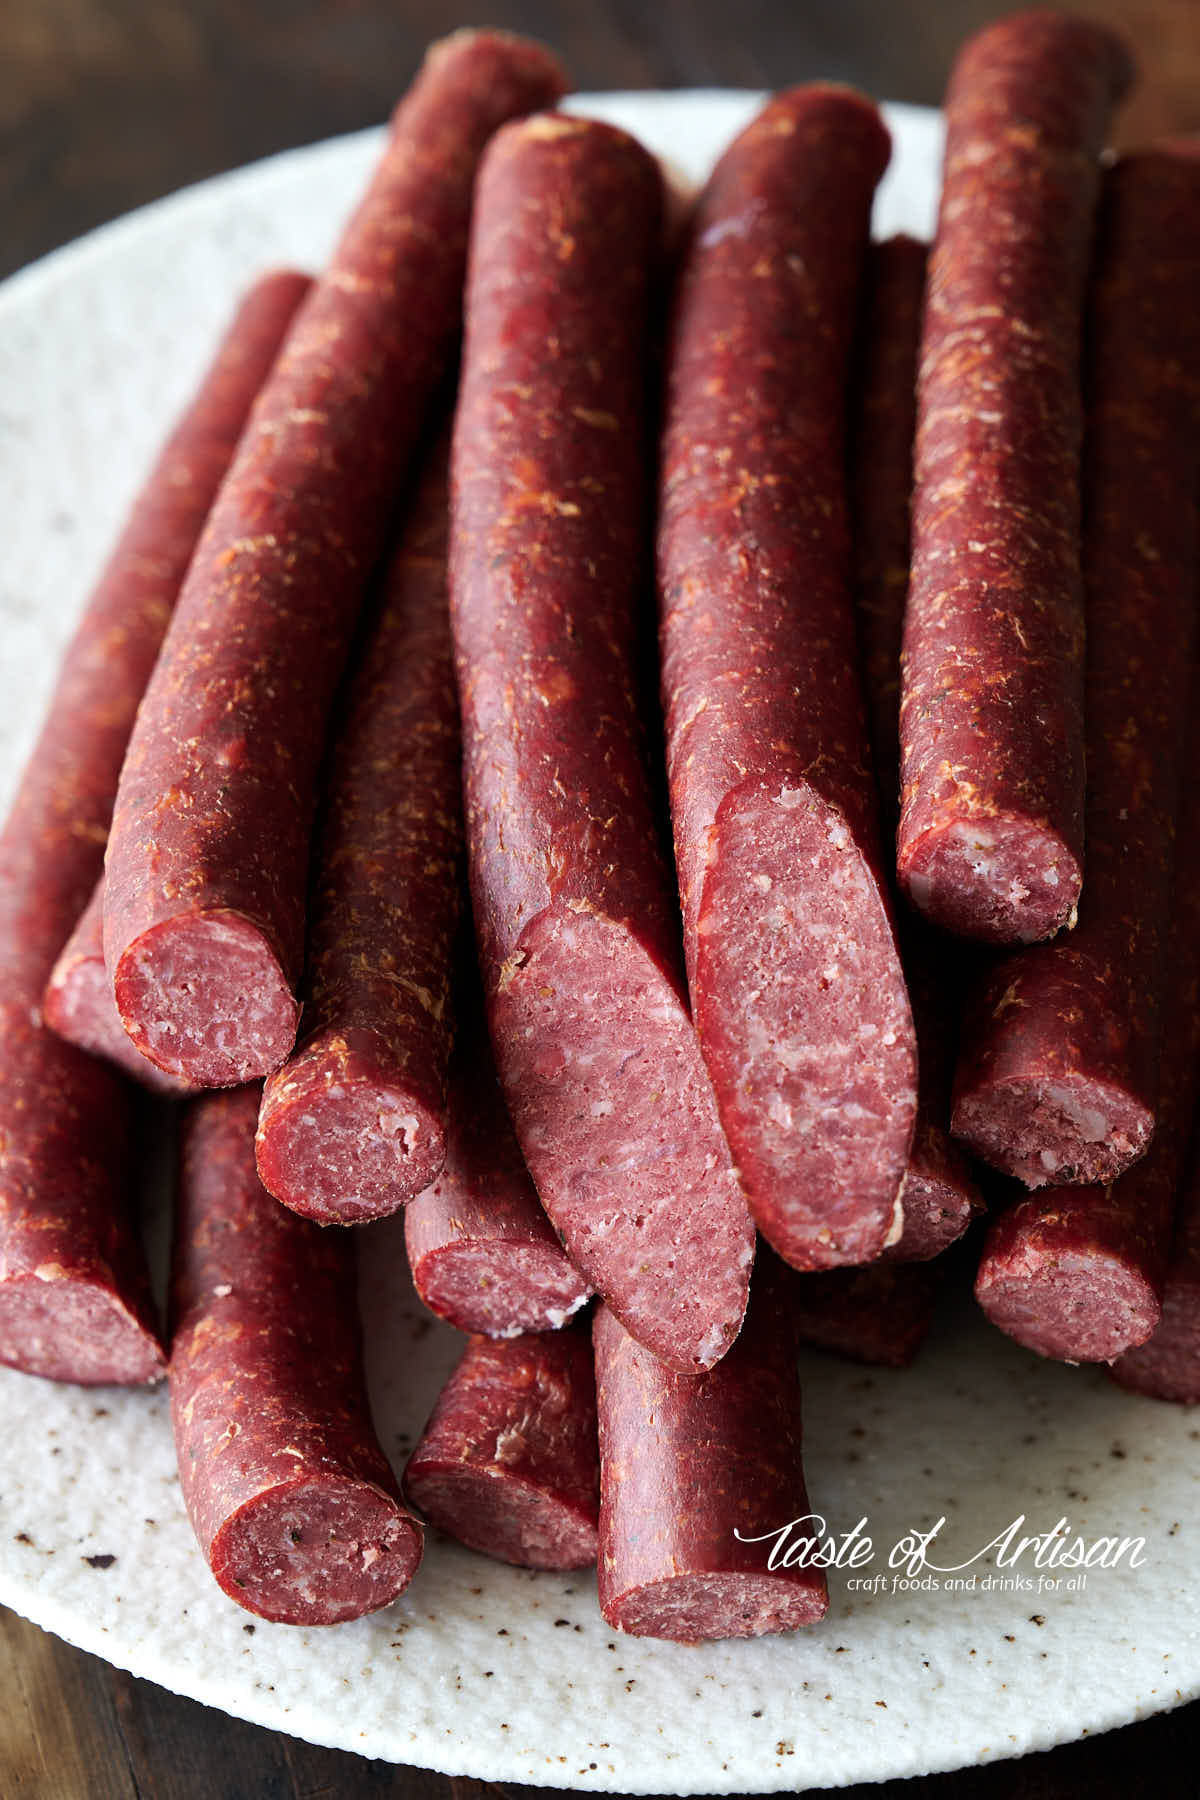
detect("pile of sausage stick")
[1,8,1197,1641]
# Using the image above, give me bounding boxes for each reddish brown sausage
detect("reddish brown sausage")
[405,997,591,1336]
[792,1260,945,1368]
[451,114,754,1372]
[103,33,568,1087]
[169,1087,422,1623]
[658,88,916,1271]
[974,681,1200,1363]
[403,1326,598,1569]
[255,434,462,1221]
[850,233,985,1262]
[1110,1126,1200,1403]
[952,150,1200,1188]
[593,1260,829,1641]
[0,270,309,1385]
[897,13,1134,944]
[44,879,194,1095]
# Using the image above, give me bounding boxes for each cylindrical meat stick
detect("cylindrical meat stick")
[403,1326,598,1569]
[658,88,917,1271]
[103,32,568,1088]
[593,1259,829,1642]
[1110,1126,1200,1403]
[255,432,462,1221]
[44,879,194,1095]
[850,233,985,1263]
[451,114,755,1374]
[897,12,1134,944]
[792,1260,945,1368]
[952,149,1200,1188]
[405,994,591,1337]
[169,1087,423,1624]
[974,677,1200,1363]
[0,269,309,1385]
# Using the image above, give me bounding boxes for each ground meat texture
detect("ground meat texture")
[403,1326,598,1569]
[792,1260,944,1367]
[169,1087,422,1623]
[1110,1130,1200,1403]
[44,879,194,1096]
[405,999,591,1336]
[952,151,1200,1188]
[102,34,568,1089]
[451,114,754,1373]
[851,234,985,1263]
[593,1262,828,1642]
[974,674,1200,1364]
[658,87,916,1272]
[0,272,308,1384]
[255,436,462,1221]
[897,13,1134,944]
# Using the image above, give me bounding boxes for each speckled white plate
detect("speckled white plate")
[0,91,1197,1794]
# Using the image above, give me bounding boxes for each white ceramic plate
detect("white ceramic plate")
[0,91,1196,1794]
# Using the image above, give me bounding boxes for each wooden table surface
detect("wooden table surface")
[3,1,1199,1794]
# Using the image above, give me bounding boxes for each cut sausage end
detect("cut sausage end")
[256,1030,445,1223]
[404,1463,598,1570]
[411,1240,591,1337]
[113,909,299,1086]
[952,1074,1154,1189]
[601,1570,829,1642]
[695,785,916,1271]
[884,1144,985,1262]
[899,816,1082,945]
[209,1476,423,1626]
[493,905,755,1373]
[44,929,192,1097]
[975,1244,1160,1364]
[0,1275,165,1386]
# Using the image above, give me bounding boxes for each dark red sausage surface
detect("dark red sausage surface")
[658,88,915,1272]
[405,997,591,1337]
[255,435,462,1221]
[169,1087,422,1624]
[792,1260,944,1368]
[974,681,1200,1364]
[850,233,984,1263]
[897,12,1133,944]
[451,114,754,1374]
[103,33,568,1088]
[0,270,308,1385]
[952,150,1200,1190]
[593,1261,829,1642]
[44,879,195,1096]
[403,1326,598,1570]
[1110,1126,1200,1403]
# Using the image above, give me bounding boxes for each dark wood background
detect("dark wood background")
[2,1,1198,1794]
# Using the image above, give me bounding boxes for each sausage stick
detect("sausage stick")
[898,12,1134,943]
[404,1326,598,1569]
[953,150,1200,1187]
[451,114,754,1373]
[103,32,568,1087]
[255,433,462,1220]
[593,1260,829,1642]
[793,1260,945,1368]
[45,880,194,1095]
[0,270,308,1384]
[169,1087,422,1624]
[1110,1124,1200,1403]
[658,88,916,1271]
[850,233,985,1262]
[974,674,1200,1363]
[405,997,591,1336]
